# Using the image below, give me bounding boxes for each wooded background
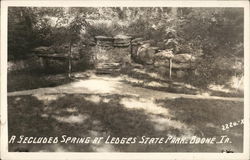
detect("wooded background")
[8,7,244,90]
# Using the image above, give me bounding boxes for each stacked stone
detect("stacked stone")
[95,36,113,47]
[133,39,203,78]
[154,52,197,68]
[93,35,132,74]
[131,38,144,46]
[113,35,132,47]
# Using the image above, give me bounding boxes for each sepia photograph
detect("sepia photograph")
[1,0,249,160]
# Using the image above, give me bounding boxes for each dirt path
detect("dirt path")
[8,74,243,102]
[7,73,244,152]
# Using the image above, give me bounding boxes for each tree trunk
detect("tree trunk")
[169,58,172,79]
[68,42,72,78]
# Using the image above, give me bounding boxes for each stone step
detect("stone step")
[96,63,121,74]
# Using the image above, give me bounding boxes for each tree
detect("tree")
[176,8,244,87]
[8,7,36,60]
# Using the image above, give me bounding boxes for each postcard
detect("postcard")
[1,0,249,159]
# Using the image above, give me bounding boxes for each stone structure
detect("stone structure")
[93,35,132,73]
[133,38,203,79]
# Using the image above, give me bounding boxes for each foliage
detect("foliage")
[176,8,244,88]
[177,8,244,57]
[8,7,244,88]
[8,7,35,60]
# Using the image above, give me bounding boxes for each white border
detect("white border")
[1,1,249,160]
[0,0,250,7]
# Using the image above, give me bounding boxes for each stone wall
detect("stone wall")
[92,35,132,65]
[90,35,203,78]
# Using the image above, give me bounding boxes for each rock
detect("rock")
[95,36,113,41]
[114,34,132,40]
[147,47,158,55]
[95,36,114,47]
[131,63,144,69]
[132,38,144,46]
[97,41,113,47]
[172,62,191,69]
[164,38,178,49]
[113,35,132,47]
[176,70,186,78]
[154,49,174,59]
[114,39,130,44]
[131,38,143,43]
[157,66,169,76]
[132,37,143,41]
[173,54,193,63]
[96,62,121,74]
[154,60,191,69]
[154,60,169,67]
[154,59,192,69]
[136,45,155,64]
[113,43,130,47]
[114,40,130,45]
[150,47,159,51]
[139,40,154,45]
[131,42,140,46]
[140,43,151,48]
[137,49,152,64]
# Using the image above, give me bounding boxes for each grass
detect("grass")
[7,62,244,152]
[8,94,243,152]
[8,67,73,92]
[8,61,243,98]
[119,65,244,97]
[7,58,93,92]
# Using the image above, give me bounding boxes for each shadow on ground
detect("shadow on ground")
[8,72,72,92]
[119,66,243,97]
[8,93,243,152]
[7,70,94,92]
[8,65,243,98]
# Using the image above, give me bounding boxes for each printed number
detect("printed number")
[222,125,225,130]
[222,124,229,130]
[222,119,243,131]
[229,122,233,127]
[241,119,244,124]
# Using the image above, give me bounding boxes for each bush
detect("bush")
[186,56,243,89]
